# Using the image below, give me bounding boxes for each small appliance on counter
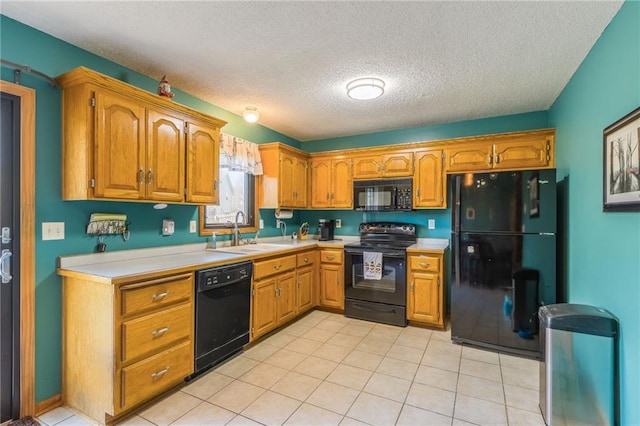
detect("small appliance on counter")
[318,219,335,241]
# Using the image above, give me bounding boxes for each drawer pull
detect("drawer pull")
[418,262,430,268]
[151,291,170,300]
[273,264,281,271]
[326,255,335,260]
[151,326,170,337]
[151,366,170,379]
[303,257,309,263]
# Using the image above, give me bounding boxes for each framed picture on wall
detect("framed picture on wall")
[603,106,640,212]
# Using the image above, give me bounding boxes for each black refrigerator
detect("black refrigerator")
[451,169,557,358]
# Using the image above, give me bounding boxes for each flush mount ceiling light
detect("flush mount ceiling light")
[346,77,385,100]
[242,106,260,123]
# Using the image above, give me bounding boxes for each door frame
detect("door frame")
[0,80,36,417]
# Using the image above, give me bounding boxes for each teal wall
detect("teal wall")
[303,111,548,152]
[548,1,639,424]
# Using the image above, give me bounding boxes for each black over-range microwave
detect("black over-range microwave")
[353,178,413,211]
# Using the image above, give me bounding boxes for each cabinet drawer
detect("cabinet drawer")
[320,249,343,264]
[254,255,296,280]
[409,255,440,272]
[121,303,192,363]
[121,340,192,410]
[121,273,193,316]
[296,251,317,267]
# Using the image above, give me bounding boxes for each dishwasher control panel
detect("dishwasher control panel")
[197,261,252,291]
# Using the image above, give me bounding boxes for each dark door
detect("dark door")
[454,169,557,234]
[1,91,21,423]
[451,233,556,356]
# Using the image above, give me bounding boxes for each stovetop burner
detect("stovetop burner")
[346,222,417,251]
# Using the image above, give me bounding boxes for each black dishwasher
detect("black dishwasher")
[193,261,252,377]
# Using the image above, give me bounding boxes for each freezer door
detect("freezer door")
[451,233,556,355]
[455,169,556,234]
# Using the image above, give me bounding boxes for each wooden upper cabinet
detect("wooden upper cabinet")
[331,158,353,208]
[446,143,493,173]
[352,152,413,179]
[492,138,552,170]
[311,158,332,208]
[185,121,219,204]
[258,143,309,209]
[446,130,555,173]
[147,109,185,202]
[56,66,226,204]
[413,149,446,208]
[310,156,353,209]
[94,90,146,200]
[292,155,309,208]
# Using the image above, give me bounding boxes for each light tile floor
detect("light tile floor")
[37,311,545,426]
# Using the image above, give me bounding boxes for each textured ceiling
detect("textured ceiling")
[1,1,623,141]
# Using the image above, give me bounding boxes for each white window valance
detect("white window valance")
[219,133,263,175]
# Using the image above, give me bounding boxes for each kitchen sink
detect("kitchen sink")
[211,243,291,254]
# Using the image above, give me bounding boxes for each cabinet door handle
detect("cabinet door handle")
[487,154,493,165]
[151,366,170,379]
[418,262,430,268]
[214,179,218,190]
[273,264,281,271]
[0,250,12,284]
[297,281,301,288]
[151,326,170,336]
[147,168,154,185]
[411,282,414,293]
[138,168,145,184]
[495,154,501,164]
[151,291,170,300]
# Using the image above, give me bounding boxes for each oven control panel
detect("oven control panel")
[358,222,416,236]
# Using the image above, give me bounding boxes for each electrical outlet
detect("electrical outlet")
[42,222,65,240]
[428,219,436,230]
[162,219,175,236]
[259,219,264,229]
[335,219,342,228]
[189,220,197,233]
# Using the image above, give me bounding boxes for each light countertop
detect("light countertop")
[57,236,357,281]
[57,236,449,281]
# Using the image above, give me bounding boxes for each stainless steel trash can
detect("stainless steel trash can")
[539,304,618,426]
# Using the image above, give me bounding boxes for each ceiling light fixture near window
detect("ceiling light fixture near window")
[242,106,260,123]
[346,77,385,100]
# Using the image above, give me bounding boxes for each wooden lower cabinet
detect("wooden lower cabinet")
[407,250,446,329]
[251,277,278,338]
[319,249,344,309]
[296,250,317,314]
[61,271,194,423]
[251,255,299,341]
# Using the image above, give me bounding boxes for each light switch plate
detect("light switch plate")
[259,219,264,229]
[428,219,436,230]
[335,219,342,228]
[42,222,65,240]
[189,220,197,233]
[162,219,175,236]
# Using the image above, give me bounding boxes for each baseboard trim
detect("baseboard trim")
[35,394,63,417]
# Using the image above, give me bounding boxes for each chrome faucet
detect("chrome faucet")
[233,211,246,246]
